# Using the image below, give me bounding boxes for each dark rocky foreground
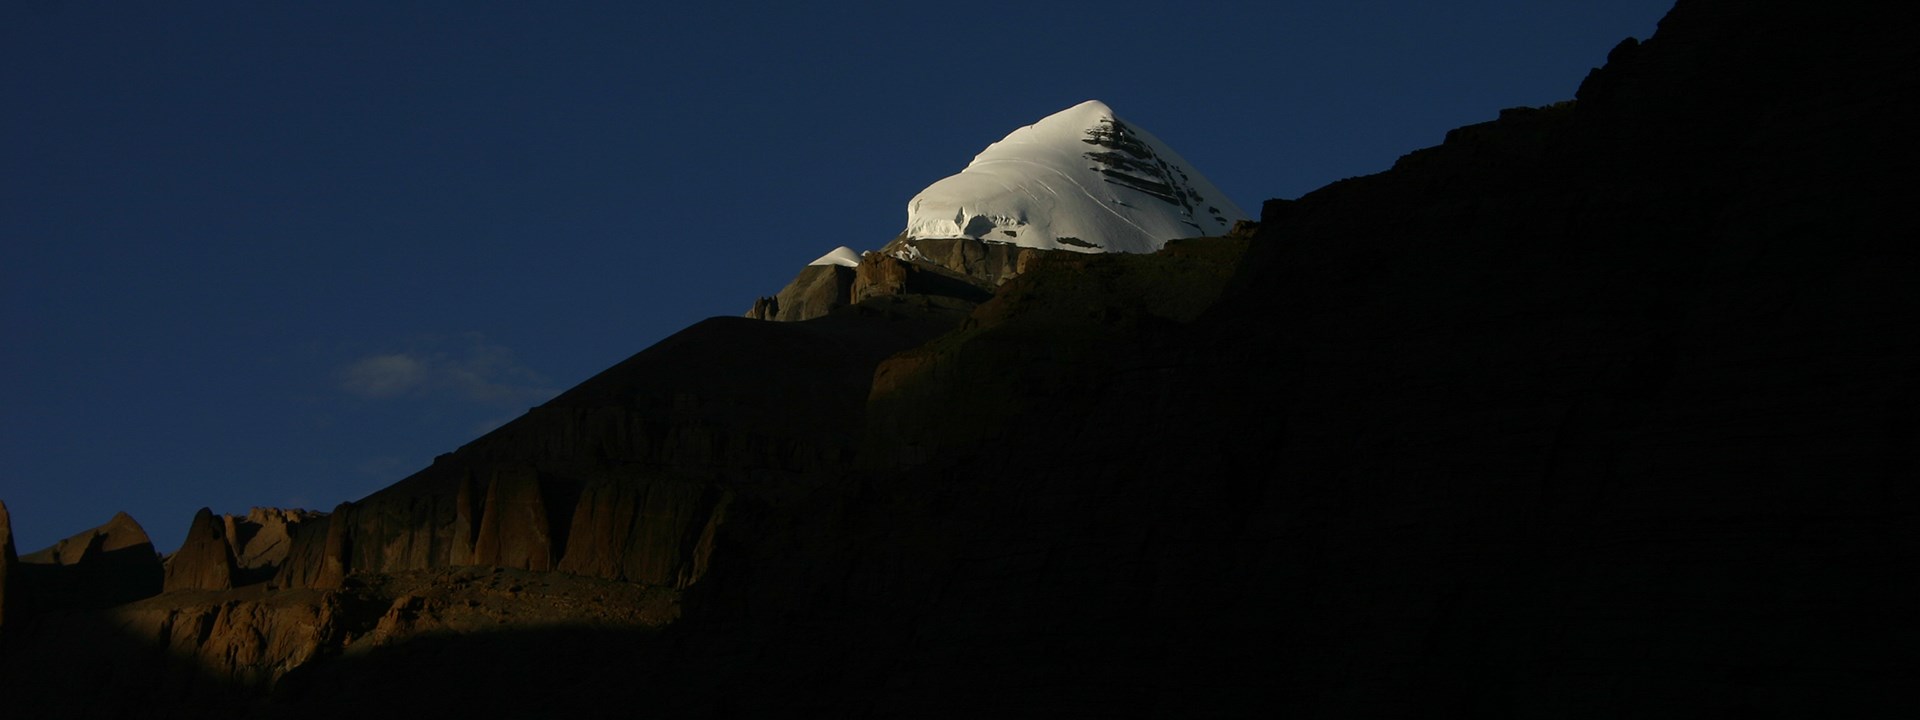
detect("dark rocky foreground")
[3,1,1916,716]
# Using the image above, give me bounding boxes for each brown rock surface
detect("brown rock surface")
[877,235,1052,288]
[556,478,731,587]
[745,263,855,321]
[19,510,155,566]
[224,507,323,573]
[0,567,678,716]
[749,237,1019,322]
[315,502,354,589]
[13,511,162,611]
[848,250,991,306]
[111,587,349,689]
[470,467,554,571]
[163,507,238,592]
[447,473,480,565]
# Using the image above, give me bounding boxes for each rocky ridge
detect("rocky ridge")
[10,512,162,615]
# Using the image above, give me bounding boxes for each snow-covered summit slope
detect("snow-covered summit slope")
[809,246,862,267]
[904,100,1247,254]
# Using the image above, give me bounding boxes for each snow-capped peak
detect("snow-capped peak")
[904,100,1246,254]
[808,246,862,267]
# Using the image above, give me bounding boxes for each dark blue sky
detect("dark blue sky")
[2,1,1672,552]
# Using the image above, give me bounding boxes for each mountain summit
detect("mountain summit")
[750,102,1250,322]
[904,100,1246,253]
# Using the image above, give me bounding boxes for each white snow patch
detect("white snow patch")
[889,241,929,264]
[808,246,862,267]
[904,100,1246,254]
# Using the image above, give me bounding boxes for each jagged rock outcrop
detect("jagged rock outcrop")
[20,511,153,567]
[877,235,1052,288]
[751,236,1056,322]
[14,511,162,611]
[0,500,15,628]
[163,507,238,592]
[746,264,855,321]
[0,588,352,713]
[223,507,323,574]
[0,566,680,717]
[848,251,993,306]
[278,502,358,590]
[113,590,349,689]
[751,237,1058,322]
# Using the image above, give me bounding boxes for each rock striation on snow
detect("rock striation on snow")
[904,100,1246,253]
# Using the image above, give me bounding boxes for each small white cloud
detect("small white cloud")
[339,353,427,398]
[336,334,555,407]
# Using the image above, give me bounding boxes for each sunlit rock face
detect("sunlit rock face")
[14,511,162,610]
[225,507,324,573]
[162,508,236,592]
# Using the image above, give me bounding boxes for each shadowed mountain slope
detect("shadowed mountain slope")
[629,3,1919,715]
